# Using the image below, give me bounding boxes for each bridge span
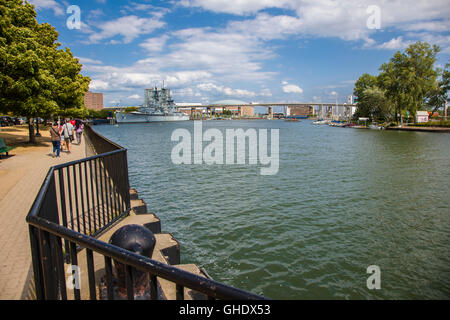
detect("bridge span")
[176,102,358,119]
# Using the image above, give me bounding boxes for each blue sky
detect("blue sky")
[29,0,450,107]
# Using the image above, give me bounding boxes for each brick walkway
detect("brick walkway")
[0,131,87,300]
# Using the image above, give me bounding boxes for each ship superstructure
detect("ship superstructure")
[116,86,189,123]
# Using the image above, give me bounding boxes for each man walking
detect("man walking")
[62,119,74,153]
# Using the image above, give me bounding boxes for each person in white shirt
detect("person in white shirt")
[62,119,74,153]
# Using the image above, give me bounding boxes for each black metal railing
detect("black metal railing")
[26,125,266,300]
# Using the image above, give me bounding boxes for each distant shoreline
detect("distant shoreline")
[386,126,450,132]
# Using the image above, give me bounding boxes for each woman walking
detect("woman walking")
[75,120,83,144]
[49,122,61,158]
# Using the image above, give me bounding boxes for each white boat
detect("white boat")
[116,86,190,123]
[312,119,329,125]
[329,122,345,127]
[368,124,383,130]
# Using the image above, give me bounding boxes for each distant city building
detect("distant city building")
[240,106,254,117]
[211,100,254,117]
[286,106,309,116]
[177,107,205,115]
[84,91,104,111]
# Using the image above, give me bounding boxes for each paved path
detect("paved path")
[0,130,87,300]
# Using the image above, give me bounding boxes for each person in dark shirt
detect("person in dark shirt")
[49,122,61,158]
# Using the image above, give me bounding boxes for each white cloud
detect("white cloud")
[180,0,295,15]
[89,79,109,91]
[88,9,105,19]
[259,88,272,97]
[197,83,257,97]
[127,94,141,100]
[400,21,450,33]
[181,0,450,46]
[76,57,103,65]
[373,33,450,53]
[140,35,169,52]
[406,32,450,53]
[282,82,303,94]
[28,0,64,16]
[375,37,414,50]
[135,27,275,82]
[88,15,166,44]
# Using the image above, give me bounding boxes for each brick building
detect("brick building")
[84,91,104,111]
[287,106,310,116]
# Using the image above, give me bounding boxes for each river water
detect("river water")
[94,120,450,299]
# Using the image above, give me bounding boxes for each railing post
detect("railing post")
[28,225,45,300]
[38,229,58,299]
[53,235,67,300]
[123,150,131,210]
[57,169,70,263]
[69,241,81,300]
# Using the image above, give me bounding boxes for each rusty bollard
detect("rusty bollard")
[109,224,156,299]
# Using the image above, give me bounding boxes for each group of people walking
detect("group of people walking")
[49,119,84,158]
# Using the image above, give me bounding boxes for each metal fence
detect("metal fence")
[26,125,266,300]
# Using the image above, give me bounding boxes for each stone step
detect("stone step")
[157,264,209,300]
[129,188,139,200]
[154,233,180,265]
[130,199,147,215]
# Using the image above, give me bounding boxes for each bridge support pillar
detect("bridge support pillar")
[268,107,273,119]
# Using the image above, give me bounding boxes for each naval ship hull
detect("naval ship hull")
[116,112,190,123]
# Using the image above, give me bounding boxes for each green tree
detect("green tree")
[51,49,90,119]
[353,87,393,121]
[87,109,112,119]
[353,73,378,102]
[426,62,449,112]
[378,41,439,121]
[0,0,90,142]
[124,106,139,113]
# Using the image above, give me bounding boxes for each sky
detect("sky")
[29,0,450,107]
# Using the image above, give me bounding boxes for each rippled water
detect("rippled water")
[94,120,450,299]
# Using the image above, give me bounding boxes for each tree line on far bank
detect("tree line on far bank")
[353,41,449,123]
[0,0,90,143]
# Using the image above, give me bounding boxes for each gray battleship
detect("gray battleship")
[116,86,189,123]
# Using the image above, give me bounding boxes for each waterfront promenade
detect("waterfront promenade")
[0,126,87,299]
